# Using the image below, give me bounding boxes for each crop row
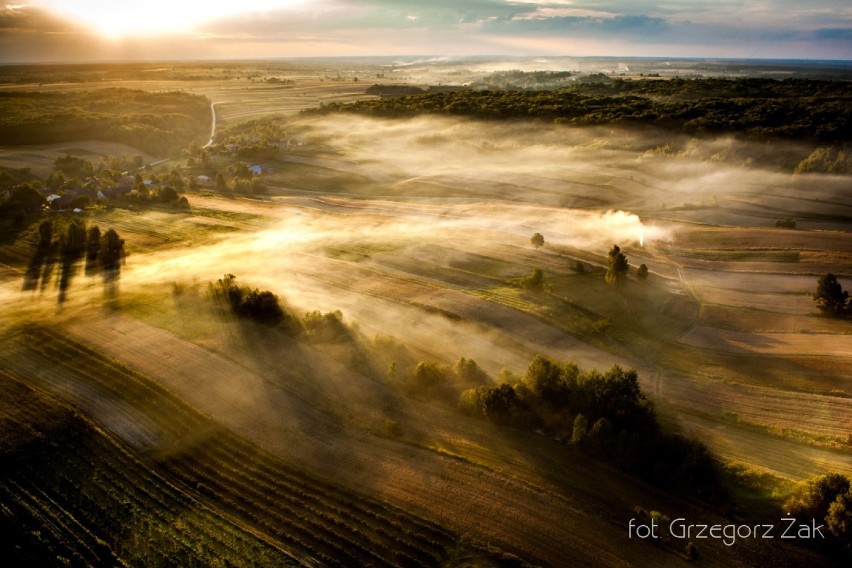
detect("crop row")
[0,369,297,567]
[164,447,431,567]
[4,327,460,565]
[206,437,453,557]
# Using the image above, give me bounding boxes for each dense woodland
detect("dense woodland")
[325,78,852,144]
[0,89,210,156]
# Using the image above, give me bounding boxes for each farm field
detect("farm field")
[1,59,851,566]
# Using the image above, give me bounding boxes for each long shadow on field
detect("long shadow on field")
[22,247,53,291]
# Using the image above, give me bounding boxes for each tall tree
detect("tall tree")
[36,219,53,249]
[100,229,125,271]
[813,273,848,315]
[86,225,101,260]
[636,264,649,281]
[530,232,544,249]
[60,218,87,257]
[606,244,629,286]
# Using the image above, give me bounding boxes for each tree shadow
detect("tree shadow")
[58,253,84,304]
[103,267,121,305]
[22,247,52,291]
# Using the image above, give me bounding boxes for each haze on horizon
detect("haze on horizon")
[0,0,850,63]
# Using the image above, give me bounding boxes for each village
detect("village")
[0,126,306,218]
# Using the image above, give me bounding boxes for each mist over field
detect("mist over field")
[1,51,852,567]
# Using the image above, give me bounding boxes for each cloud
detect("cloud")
[0,3,76,31]
[486,13,671,36]
[0,1,850,61]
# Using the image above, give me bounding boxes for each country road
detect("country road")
[203,102,218,149]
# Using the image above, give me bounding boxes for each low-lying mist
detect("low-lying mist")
[10,111,849,378]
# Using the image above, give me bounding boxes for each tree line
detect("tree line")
[24,217,124,303]
[318,77,852,143]
[459,354,718,499]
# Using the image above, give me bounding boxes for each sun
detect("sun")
[35,0,304,38]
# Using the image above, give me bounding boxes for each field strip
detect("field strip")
[0,367,303,567]
[660,373,852,442]
[290,250,628,371]
[676,412,852,480]
[679,325,852,358]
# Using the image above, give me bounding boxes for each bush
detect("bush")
[213,274,289,327]
[813,273,849,315]
[517,268,545,291]
[302,310,348,342]
[411,361,447,391]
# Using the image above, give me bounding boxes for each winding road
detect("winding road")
[203,102,218,149]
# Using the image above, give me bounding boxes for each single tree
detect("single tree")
[215,171,228,191]
[813,273,848,315]
[826,490,852,543]
[11,183,46,214]
[36,219,53,249]
[636,264,649,281]
[60,218,87,257]
[100,228,125,271]
[530,232,544,249]
[159,186,179,203]
[571,414,589,445]
[86,225,101,257]
[606,244,629,286]
[519,268,545,291]
[46,170,66,191]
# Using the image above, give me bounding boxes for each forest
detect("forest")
[323,78,852,144]
[0,89,210,157]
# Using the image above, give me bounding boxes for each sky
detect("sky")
[0,0,850,62]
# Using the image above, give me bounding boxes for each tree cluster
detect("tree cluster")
[606,244,629,285]
[793,145,852,175]
[471,70,575,91]
[460,354,719,498]
[212,274,291,327]
[785,473,852,550]
[516,268,545,292]
[211,275,351,338]
[301,310,349,342]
